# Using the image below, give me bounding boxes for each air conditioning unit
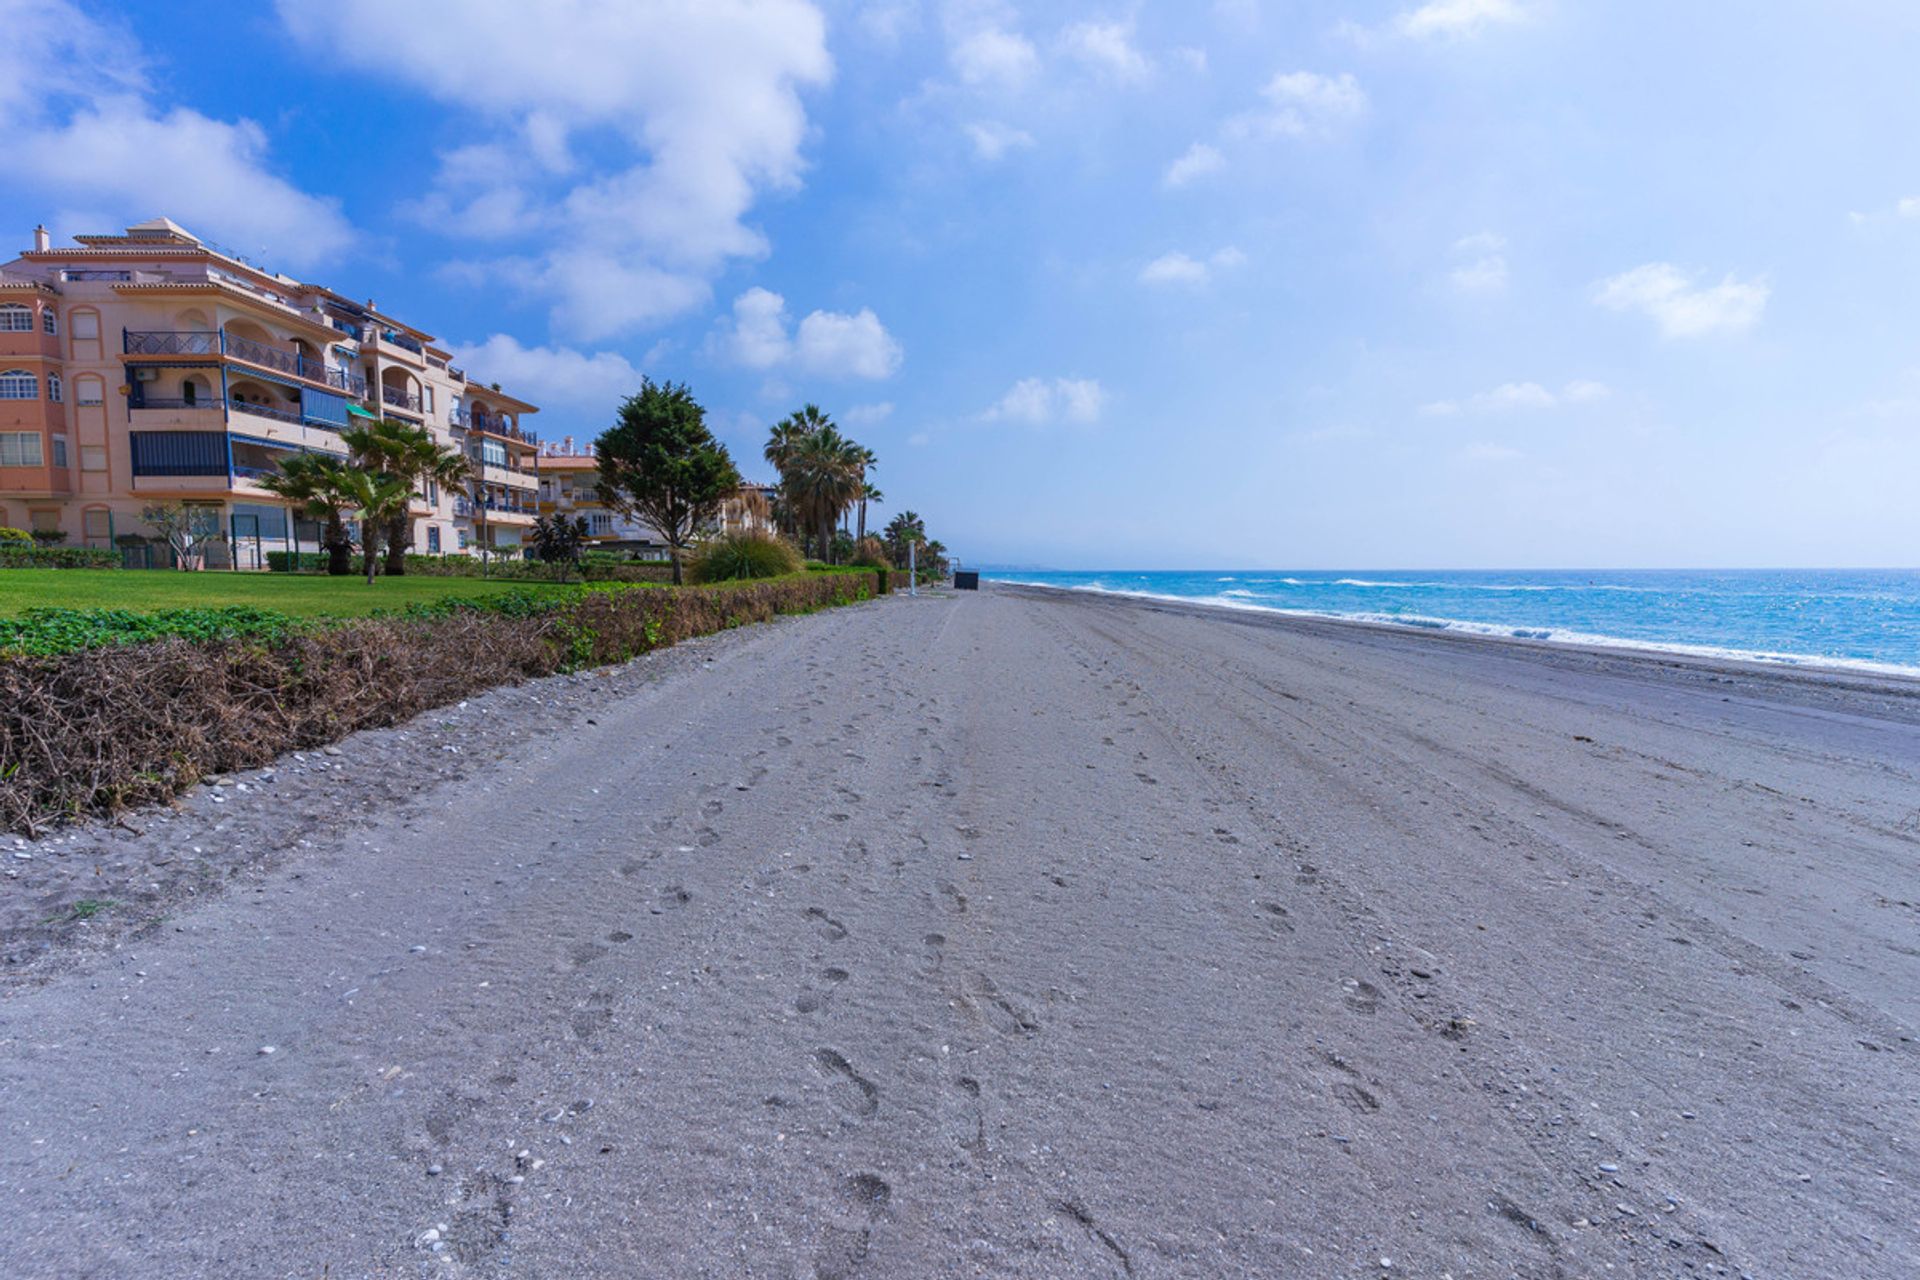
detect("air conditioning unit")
[134,368,160,382]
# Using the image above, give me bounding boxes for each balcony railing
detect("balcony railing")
[481,497,538,515]
[232,463,280,481]
[375,329,424,355]
[129,396,223,412]
[124,329,367,398]
[381,386,422,413]
[230,398,304,426]
[125,330,220,356]
[468,412,539,447]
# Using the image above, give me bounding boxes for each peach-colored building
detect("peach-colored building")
[534,434,778,554]
[0,218,540,566]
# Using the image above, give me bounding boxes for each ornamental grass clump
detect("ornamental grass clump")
[688,531,804,583]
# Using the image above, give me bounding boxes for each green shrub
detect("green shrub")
[266,551,330,573]
[0,606,301,658]
[688,531,804,583]
[30,529,66,547]
[0,545,121,571]
[0,527,31,544]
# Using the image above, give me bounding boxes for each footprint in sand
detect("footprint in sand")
[805,907,849,941]
[812,1049,879,1118]
[1342,978,1382,1014]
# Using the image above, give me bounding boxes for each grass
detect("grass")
[0,569,577,619]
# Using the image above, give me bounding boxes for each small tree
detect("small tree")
[142,503,223,571]
[595,379,741,585]
[530,512,589,581]
[336,468,413,584]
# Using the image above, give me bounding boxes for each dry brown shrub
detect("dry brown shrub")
[0,571,877,833]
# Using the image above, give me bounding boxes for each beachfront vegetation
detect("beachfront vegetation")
[594,379,742,586]
[341,418,473,577]
[0,568,574,618]
[689,530,805,583]
[0,568,882,832]
[530,512,590,581]
[764,405,872,564]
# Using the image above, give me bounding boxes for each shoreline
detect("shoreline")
[990,577,1920,696]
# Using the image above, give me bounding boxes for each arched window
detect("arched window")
[0,305,30,333]
[0,369,36,400]
[47,373,61,403]
[42,309,56,336]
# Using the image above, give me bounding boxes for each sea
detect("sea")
[980,569,1920,677]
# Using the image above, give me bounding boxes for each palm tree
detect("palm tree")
[788,424,864,562]
[260,453,357,575]
[336,467,414,584]
[343,419,468,575]
[765,406,831,543]
[883,509,925,570]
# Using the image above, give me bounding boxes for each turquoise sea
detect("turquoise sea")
[982,569,1920,676]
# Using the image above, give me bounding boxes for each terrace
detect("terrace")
[123,328,367,397]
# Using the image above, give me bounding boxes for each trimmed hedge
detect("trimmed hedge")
[0,570,879,832]
[0,545,121,570]
[266,551,677,584]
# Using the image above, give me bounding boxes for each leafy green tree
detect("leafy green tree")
[531,512,589,581]
[260,455,358,575]
[595,379,741,585]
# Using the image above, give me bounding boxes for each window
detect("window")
[457,528,469,551]
[29,509,59,534]
[481,439,507,467]
[42,309,56,336]
[71,311,99,341]
[81,445,106,471]
[0,305,29,332]
[427,525,441,553]
[422,385,434,414]
[76,376,103,406]
[426,478,438,505]
[0,370,35,400]
[51,436,67,468]
[47,373,61,403]
[83,508,110,541]
[1,433,44,466]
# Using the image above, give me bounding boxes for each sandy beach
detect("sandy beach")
[2,583,1917,1277]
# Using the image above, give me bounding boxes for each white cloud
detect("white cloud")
[951,26,1039,88]
[447,334,646,419]
[984,377,1107,426]
[1059,20,1151,83]
[965,121,1036,161]
[1232,70,1366,139]
[280,0,831,339]
[1139,247,1247,286]
[1396,0,1529,39]
[1899,197,1920,218]
[1594,263,1770,338]
[1163,142,1225,188]
[718,288,903,380]
[2,0,349,269]
[1449,231,1508,293]
[1422,380,1611,415]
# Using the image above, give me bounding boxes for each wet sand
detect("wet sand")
[1,584,1916,1277]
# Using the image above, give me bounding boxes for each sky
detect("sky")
[4,0,1919,569]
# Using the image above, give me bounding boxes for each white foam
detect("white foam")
[988,579,1920,680]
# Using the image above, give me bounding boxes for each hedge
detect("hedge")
[266,551,676,584]
[0,570,878,833]
[0,545,121,570]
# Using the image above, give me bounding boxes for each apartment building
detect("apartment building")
[0,218,540,566]
[535,435,778,556]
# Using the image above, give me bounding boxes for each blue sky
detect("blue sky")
[6,0,1919,568]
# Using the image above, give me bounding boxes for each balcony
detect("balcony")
[123,329,367,398]
[380,386,423,414]
[468,412,539,447]
[230,398,304,427]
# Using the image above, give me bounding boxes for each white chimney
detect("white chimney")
[32,225,50,252]
[563,434,575,455]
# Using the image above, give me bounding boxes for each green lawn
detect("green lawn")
[0,569,575,618]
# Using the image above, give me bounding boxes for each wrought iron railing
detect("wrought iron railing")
[381,386,422,412]
[129,396,223,412]
[125,330,220,356]
[229,398,303,426]
[124,328,367,397]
